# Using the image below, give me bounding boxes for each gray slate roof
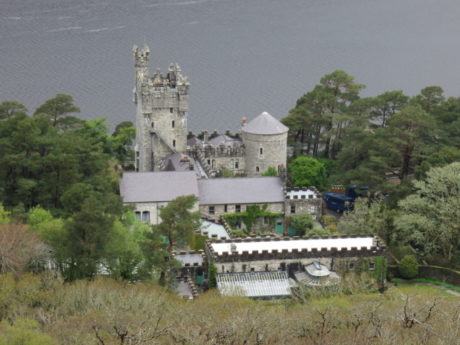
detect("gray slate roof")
[120,171,199,203]
[198,177,284,205]
[242,111,289,135]
[164,153,203,177]
[208,134,242,147]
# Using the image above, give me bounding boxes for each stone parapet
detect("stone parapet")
[206,235,385,263]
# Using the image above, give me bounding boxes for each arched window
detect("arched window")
[135,211,141,221]
[142,211,150,222]
[256,166,260,172]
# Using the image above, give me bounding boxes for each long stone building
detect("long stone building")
[120,172,322,226]
[133,44,288,177]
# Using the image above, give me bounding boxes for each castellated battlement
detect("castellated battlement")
[205,235,385,263]
[133,45,150,68]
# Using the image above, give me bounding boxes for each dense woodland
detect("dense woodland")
[282,71,460,268]
[0,75,459,343]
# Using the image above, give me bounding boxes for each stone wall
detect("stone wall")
[199,202,284,221]
[242,131,287,177]
[206,235,385,275]
[133,45,189,172]
[128,200,199,225]
[283,187,323,220]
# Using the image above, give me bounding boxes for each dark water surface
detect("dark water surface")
[1,0,460,131]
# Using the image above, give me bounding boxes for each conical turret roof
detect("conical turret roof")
[242,111,289,135]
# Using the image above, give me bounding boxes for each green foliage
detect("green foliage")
[261,166,278,176]
[337,199,396,242]
[223,205,282,233]
[0,318,58,345]
[282,70,364,158]
[189,233,207,251]
[320,215,336,227]
[0,204,10,224]
[398,255,419,279]
[288,156,327,189]
[33,93,80,128]
[289,213,313,236]
[110,121,135,167]
[219,168,235,178]
[396,163,460,264]
[371,256,387,291]
[306,228,329,237]
[155,195,200,252]
[104,212,151,281]
[0,101,27,120]
[208,264,217,289]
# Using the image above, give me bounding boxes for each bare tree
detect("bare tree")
[0,223,50,274]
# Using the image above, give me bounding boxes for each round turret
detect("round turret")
[241,111,288,177]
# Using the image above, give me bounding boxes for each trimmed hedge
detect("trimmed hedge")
[388,264,460,286]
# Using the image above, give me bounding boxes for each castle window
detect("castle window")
[209,206,215,215]
[309,195,314,199]
[293,195,298,199]
[250,267,255,272]
[265,264,269,271]
[235,161,239,169]
[212,160,215,169]
[349,262,355,270]
[151,122,154,128]
[142,211,150,223]
[135,211,141,221]
[171,120,175,128]
[290,205,296,214]
[242,264,246,272]
[256,166,260,173]
[224,204,228,213]
[172,140,176,148]
[170,108,173,113]
[369,262,376,271]
[235,204,241,213]
[260,147,263,155]
[207,159,211,165]
[301,195,306,199]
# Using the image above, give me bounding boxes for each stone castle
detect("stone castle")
[133,44,288,177]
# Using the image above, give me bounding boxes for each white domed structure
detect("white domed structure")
[241,111,288,177]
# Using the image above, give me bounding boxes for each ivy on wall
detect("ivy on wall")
[222,205,283,233]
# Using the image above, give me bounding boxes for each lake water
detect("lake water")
[1,0,460,132]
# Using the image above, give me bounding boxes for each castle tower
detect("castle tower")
[133,45,189,172]
[241,112,288,177]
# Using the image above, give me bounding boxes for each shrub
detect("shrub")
[398,255,419,279]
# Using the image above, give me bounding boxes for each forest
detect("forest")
[282,71,460,269]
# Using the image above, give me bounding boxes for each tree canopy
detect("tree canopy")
[396,162,460,264]
[288,156,327,189]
